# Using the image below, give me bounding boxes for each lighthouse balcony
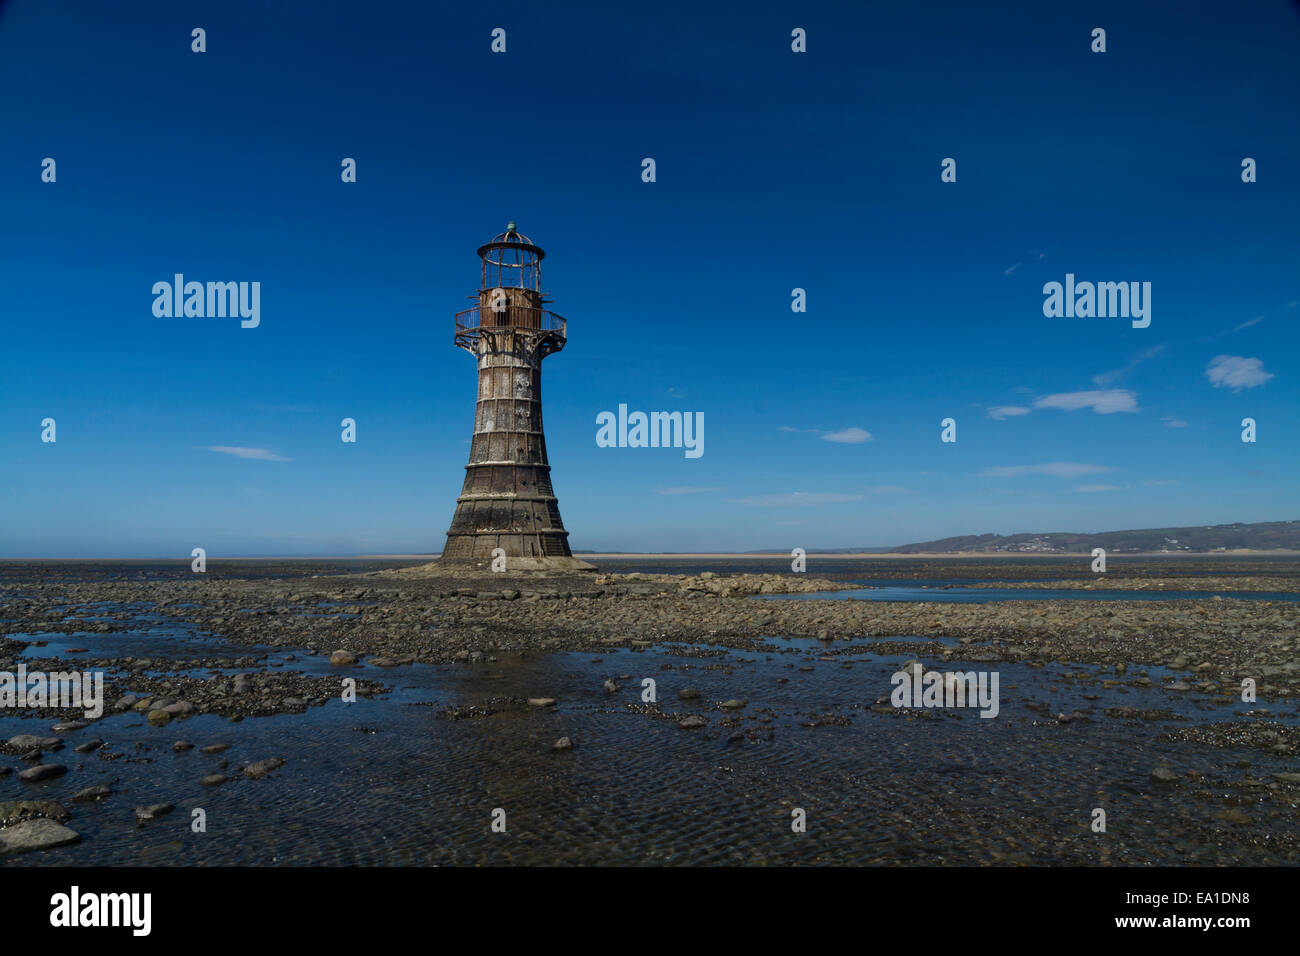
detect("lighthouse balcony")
[455,305,566,351]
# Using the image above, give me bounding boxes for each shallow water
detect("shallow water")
[3,559,1299,866]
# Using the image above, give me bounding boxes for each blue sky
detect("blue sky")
[1,0,1296,557]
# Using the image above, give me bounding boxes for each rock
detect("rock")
[1272,773,1300,785]
[602,680,620,694]
[900,660,925,678]
[199,744,230,755]
[135,803,174,823]
[161,701,195,716]
[330,650,357,666]
[200,774,228,786]
[678,716,707,729]
[173,741,195,752]
[18,764,67,783]
[552,736,573,751]
[0,819,81,855]
[719,699,747,710]
[7,734,61,750]
[242,757,286,779]
[527,697,557,707]
[51,720,88,733]
[72,785,112,802]
[678,687,701,700]
[73,739,105,754]
[1150,766,1179,784]
[147,709,171,726]
[0,799,69,826]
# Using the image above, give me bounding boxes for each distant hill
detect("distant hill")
[885,520,1300,554]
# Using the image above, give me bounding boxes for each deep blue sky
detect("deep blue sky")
[1,0,1296,557]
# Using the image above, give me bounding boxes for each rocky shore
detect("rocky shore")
[1,558,1297,862]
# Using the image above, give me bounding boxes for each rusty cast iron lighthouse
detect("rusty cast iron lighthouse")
[441,224,592,570]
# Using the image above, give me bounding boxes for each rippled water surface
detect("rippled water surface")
[3,558,1298,866]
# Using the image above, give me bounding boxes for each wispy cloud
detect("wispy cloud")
[1203,299,1297,340]
[988,405,1030,420]
[207,446,292,462]
[1003,262,1021,277]
[1161,416,1188,428]
[1074,484,1122,493]
[1206,355,1273,391]
[656,486,722,496]
[821,427,873,444]
[979,462,1113,479]
[732,492,863,507]
[1144,479,1181,486]
[862,485,912,494]
[778,426,820,434]
[1033,389,1138,414]
[1091,344,1165,386]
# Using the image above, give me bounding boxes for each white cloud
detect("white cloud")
[822,427,873,444]
[1033,389,1138,414]
[732,492,864,507]
[779,426,820,434]
[1161,416,1188,428]
[1206,355,1273,391]
[1074,484,1122,493]
[207,446,292,462]
[979,462,1112,479]
[988,405,1030,420]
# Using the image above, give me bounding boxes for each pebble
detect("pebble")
[135,803,174,823]
[18,764,67,783]
[552,736,573,751]
[1150,766,1179,784]
[242,757,286,779]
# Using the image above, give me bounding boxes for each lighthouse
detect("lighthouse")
[441,225,592,570]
